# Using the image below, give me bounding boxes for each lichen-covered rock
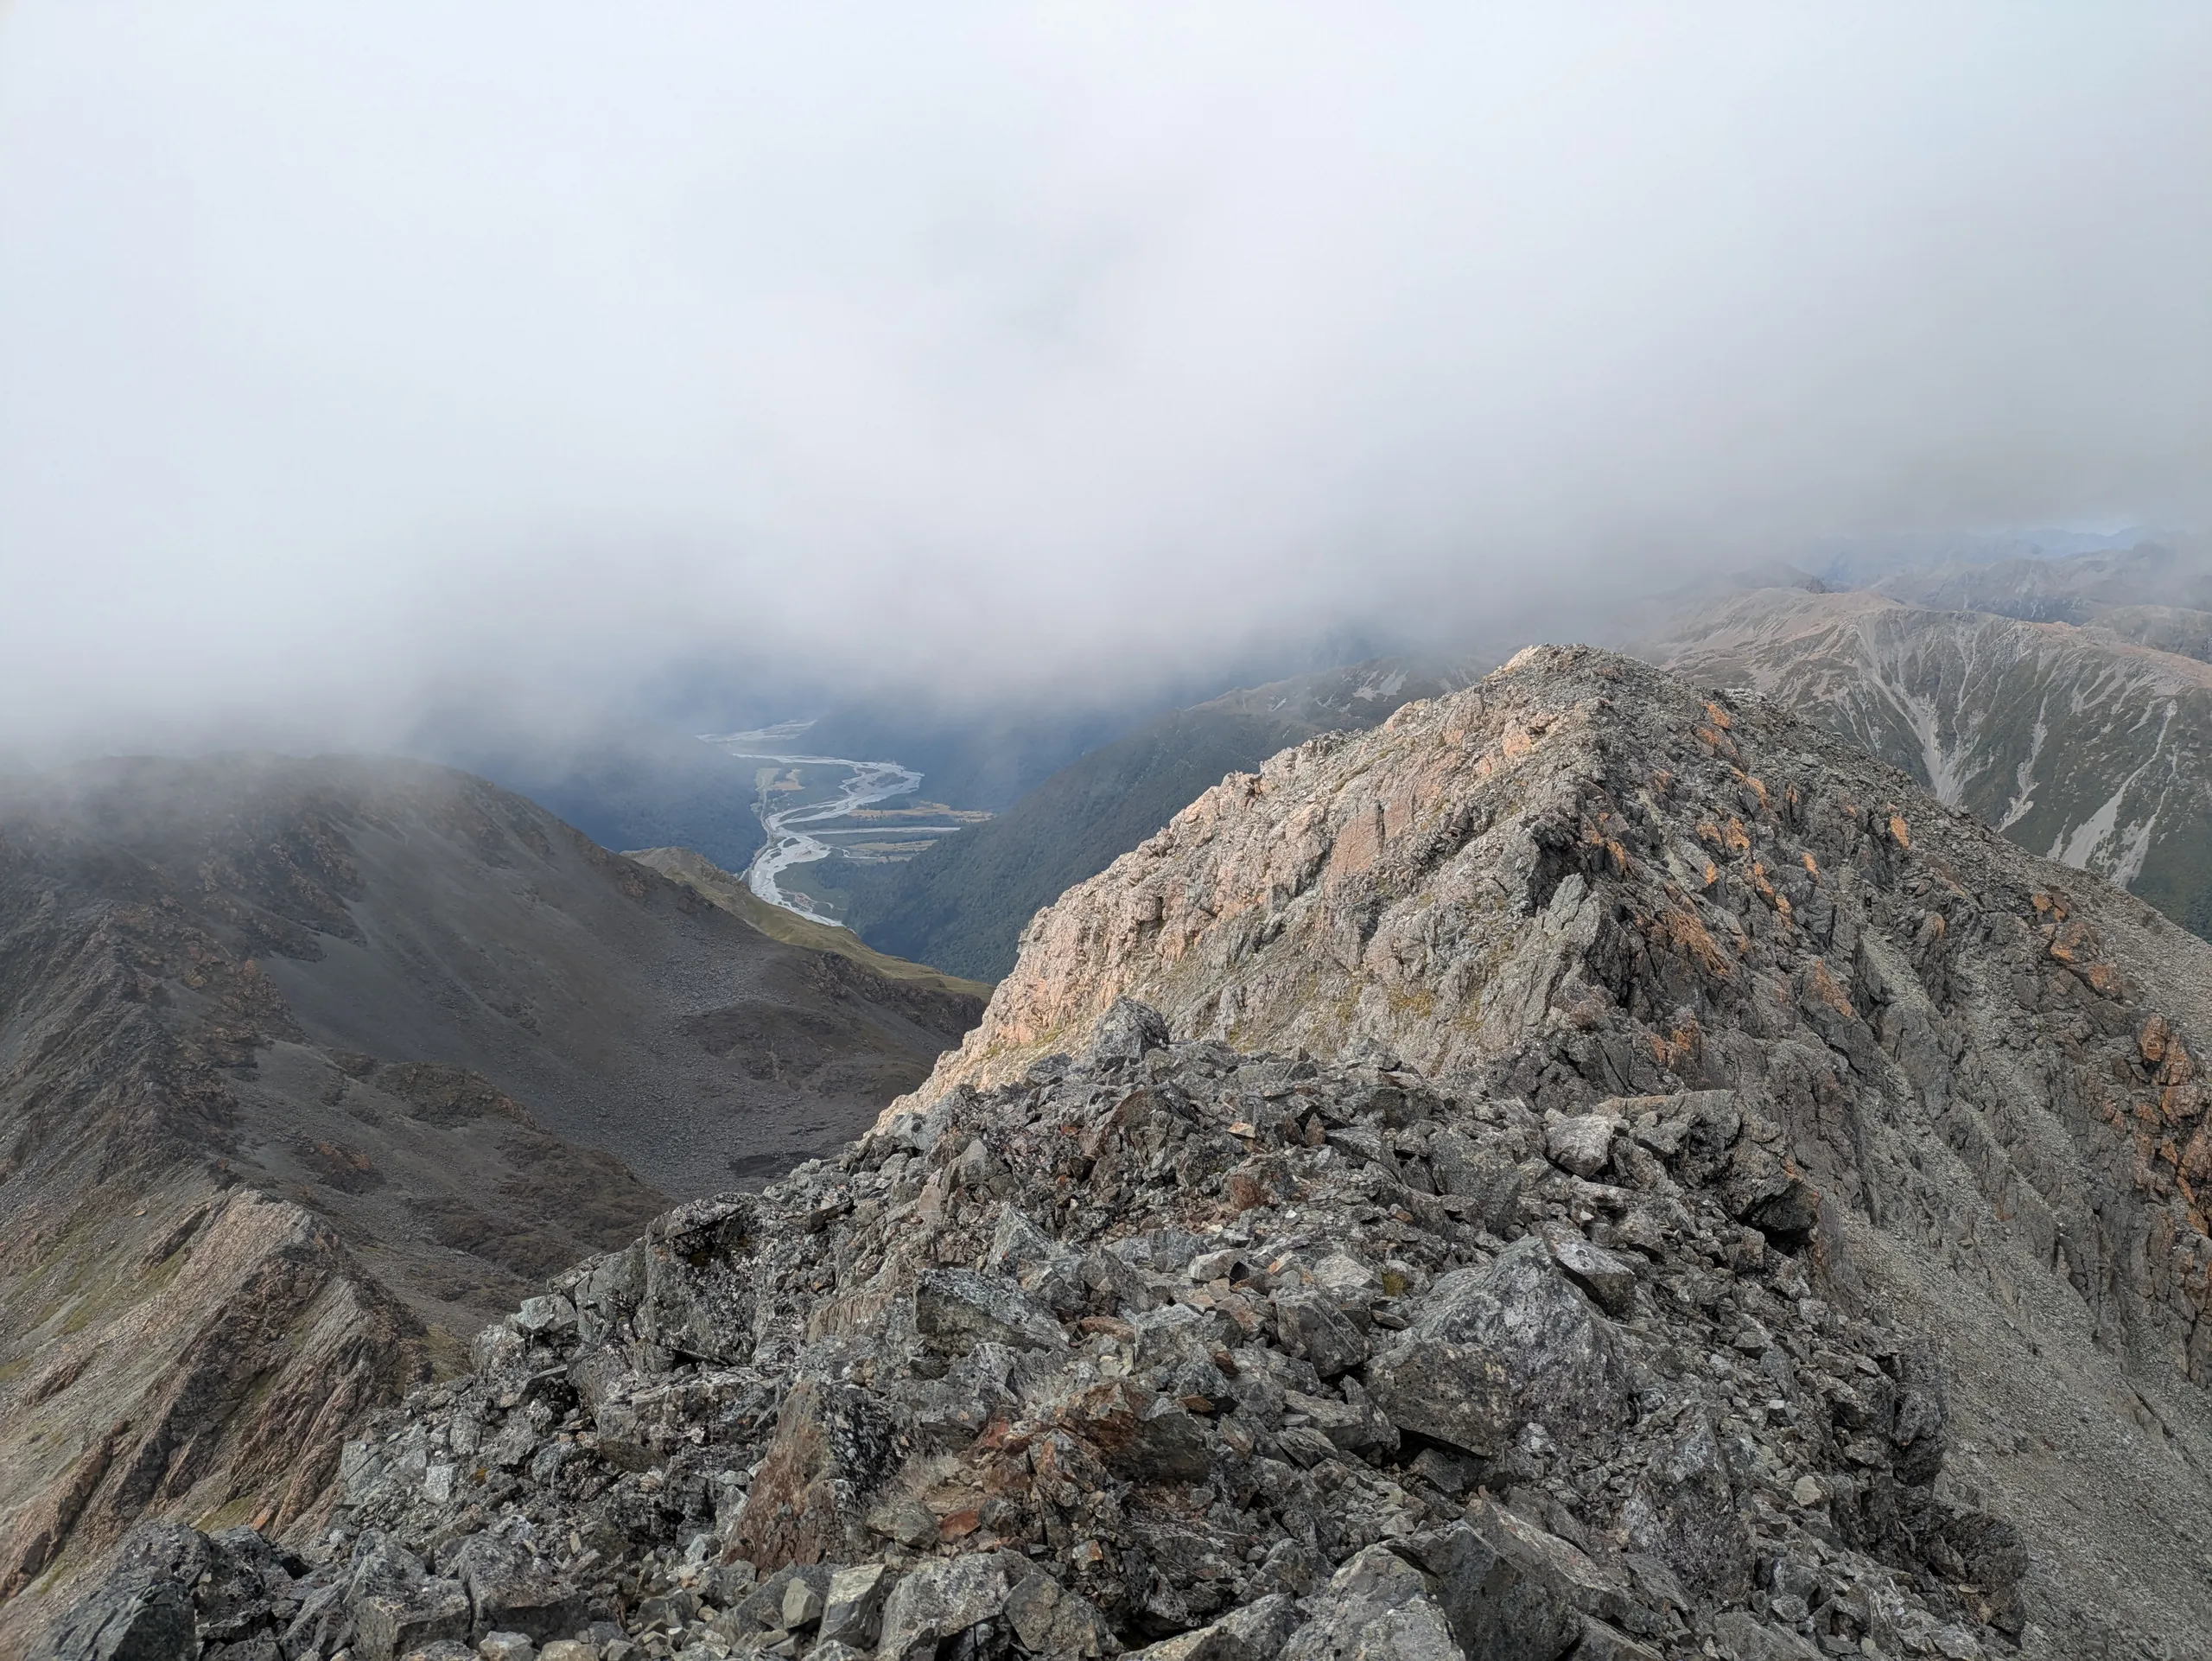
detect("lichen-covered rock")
[915,1267,1070,1353]
[636,1200,759,1365]
[31,1005,2022,1661]
[1397,1502,1644,1661]
[1269,1287,1368,1380]
[1546,1113,1618,1179]
[1367,1235,1631,1457]
[729,1378,908,1571]
[448,1535,586,1645]
[1618,1410,1753,1602]
[1279,1545,1456,1661]
[875,1552,1024,1661]
[26,1522,205,1661]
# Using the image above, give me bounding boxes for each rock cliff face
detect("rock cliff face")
[0,758,981,1646]
[839,658,1482,983]
[33,648,2212,1660]
[1646,587,2212,936]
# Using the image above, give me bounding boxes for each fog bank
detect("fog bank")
[2,3,2206,754]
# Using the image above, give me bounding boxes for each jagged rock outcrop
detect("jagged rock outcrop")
[895,645,2212,1652]
[836,657,1482,983]
[38,1009,2024,1660]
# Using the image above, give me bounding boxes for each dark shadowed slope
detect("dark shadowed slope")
[0,755,981,1613]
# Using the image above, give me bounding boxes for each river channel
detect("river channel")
[699,722,930,926]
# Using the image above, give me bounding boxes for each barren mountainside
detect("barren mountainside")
[0,757,982,1645]
[1647,586,2212,936]
[34,648,2212,1661]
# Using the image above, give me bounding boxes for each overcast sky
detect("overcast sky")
[2,3,2207,754]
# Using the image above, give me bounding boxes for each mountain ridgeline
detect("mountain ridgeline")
[1648,576,2212,939]
[35,647,2212,1661]
[0,757,982,1641]
[904,645,2212,1653]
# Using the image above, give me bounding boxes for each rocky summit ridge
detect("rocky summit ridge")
[30,646,2212,1661]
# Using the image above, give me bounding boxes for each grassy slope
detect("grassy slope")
[625,846,995,1001]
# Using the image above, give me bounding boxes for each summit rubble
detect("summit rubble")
[41,1004,2020,1661]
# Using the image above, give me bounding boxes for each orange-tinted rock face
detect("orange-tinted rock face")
[876,645,2212,1649]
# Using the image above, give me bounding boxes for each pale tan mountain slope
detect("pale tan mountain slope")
[892,644,2212,1652]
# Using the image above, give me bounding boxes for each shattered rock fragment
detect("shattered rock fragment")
[1366,1235,1632,1456]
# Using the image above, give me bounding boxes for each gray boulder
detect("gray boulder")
[1395,1502,1647,1660]
[1271,1288,1368,1380]
[1544,1114,1618,1179]
[352,1576,470,1661]
[721,1564,835,1637]
[1427,1130,1523,1232]
[1285,1384,1399,1461]
[916,1268,1070,1353]
[1091,998,1172,1062]
[875,1552,1024,1661]
[1709,1610,1822,1659]
[29,1521,206,1661]
[1573,1619,1665,1660]
[448,1537,584,1645]
[636,1199,759,1365]
[986,1206,1087,1314]
[1280,1545,1457,1661]
[1125,1594,1299,1659]
[510,1294,576,1340]
[1005,1568,1115,1658]
[1618,1410,1753,1601]
[1541,1227,1637,1318]
[1366,1235,1631,1457]
[818,1562,893,1649]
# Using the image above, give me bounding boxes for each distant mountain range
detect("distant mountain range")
[1870,538,2212,622]
[1646,540,2212,938]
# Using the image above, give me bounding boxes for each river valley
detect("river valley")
[699,722,983,924]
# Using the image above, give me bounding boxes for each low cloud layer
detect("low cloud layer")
[2,3,2206,754]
